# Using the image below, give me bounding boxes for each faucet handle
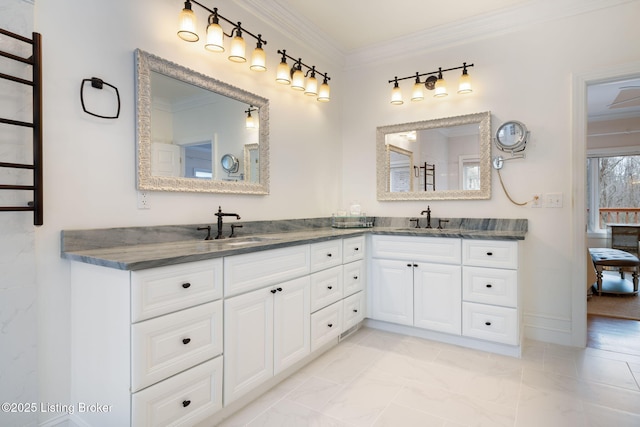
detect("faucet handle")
[230,224,243,238]
[437,219,450,230]
[409,218,420,229]
[197,225,212,240]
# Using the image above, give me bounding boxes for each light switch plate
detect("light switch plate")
[545,193,563,208]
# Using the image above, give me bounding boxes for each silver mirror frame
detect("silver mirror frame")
[135,49,270,194]
[376,111,491,201]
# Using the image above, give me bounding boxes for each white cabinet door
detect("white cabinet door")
[414,263,462,335]
[370,259,414,326]
[274,276,310,375]
[223,288,274,405]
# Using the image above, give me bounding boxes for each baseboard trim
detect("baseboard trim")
[523,312,573,345]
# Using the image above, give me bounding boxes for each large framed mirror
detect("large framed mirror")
[135,49,269,194]
[376,111,491,200]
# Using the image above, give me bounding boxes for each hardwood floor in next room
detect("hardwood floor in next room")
[588,314,640,356]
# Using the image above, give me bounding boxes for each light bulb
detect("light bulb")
[317,78,330,102]
[177,1,198,42]
[250,45,266,71]
[228,34,246,63]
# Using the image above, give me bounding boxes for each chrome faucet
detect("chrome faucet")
[214,206,241,239]
[420,206,432,228]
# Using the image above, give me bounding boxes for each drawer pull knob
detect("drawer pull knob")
[407,263,412,267]
[485,321,492,326]
[486,252,493,256]
[486,284,493,288]
[270,289,277,294]
[277,287,283,292]
[354,247,359,251]
[182,282,191,289]
[413,263,418,267]
[182,400,191,408]
[354,275,359,280]
[327,253,332,257]
[182,338,191,345]
[353,309,358,313]
[327,285,333,290]
[328,323,333,328]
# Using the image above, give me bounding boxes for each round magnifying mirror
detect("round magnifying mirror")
[221,154,239,173]
[495,120,528,153]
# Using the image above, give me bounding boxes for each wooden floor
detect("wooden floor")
[587,314,640,356]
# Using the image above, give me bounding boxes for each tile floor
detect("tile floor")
[217,327,640,427]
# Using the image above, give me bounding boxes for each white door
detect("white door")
[414,263,462,335]
[273,276,310,374]
[151,142,181,176]
[223,287,274,405]
[370,259,414,326]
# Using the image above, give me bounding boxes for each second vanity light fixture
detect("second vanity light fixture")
[276,50,331,102]
[389,62,474,105]
[177,1,267,71]
[245,105,257,129]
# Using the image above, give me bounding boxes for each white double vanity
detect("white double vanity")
[63,221,524,426]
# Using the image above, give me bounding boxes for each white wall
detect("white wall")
[341,1,640,346]
[0,0,637,425]
[0,2,38,426]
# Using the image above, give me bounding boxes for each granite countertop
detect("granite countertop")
[62,219,527,271]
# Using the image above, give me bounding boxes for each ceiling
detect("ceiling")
[266,0,529,52]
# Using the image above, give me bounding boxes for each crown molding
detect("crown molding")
[235,0,346,68]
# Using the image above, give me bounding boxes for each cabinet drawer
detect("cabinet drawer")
[343,260,364,297]
[343,291,364,332]
[131,300,223,392]
[462,240,517,269]
[311,301,343,351]
[310,265,343,312]
[131,259,222,322]
[224,245,310,297]
[371,235,461,264]
[310,239,343,272]
[132,356,222,427]
[343,236,365,263]
[463,266,517,307]
[462,302,518,345]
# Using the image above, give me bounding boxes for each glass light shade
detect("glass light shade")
[276,61,291,84]
[434,77,448,97]
[291,68,305,91]
[177,7,199,42]
[204,22,224,52]
[250,47,267,71]
[304,75,318,96]
[391,85,403,105]
[246,113,255,128]
[411,81,424,101]
[317,81,330,102]
[228,35,246,63]
[458,72,472,94]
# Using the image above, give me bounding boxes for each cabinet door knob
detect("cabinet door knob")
[353,275,358,280]
[182,400,191,408]
[353,309,358,313]
[182,282,191,289]
[486,252,493,256]
[486,284,493,288]
[327,253,332,257]
[328,323,333,328]
[277,287,283,292]
[407,263,412,267]
[485,321,492,326]
[327,285,333,290]
[182,338,191,345]
[354,247,359,251]
[413,263,418,267]
[270,289,277,294]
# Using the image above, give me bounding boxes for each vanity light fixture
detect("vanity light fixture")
[388,62,474,104]
[177,1,267,70]
[245,106,257,129]
[276,49,331,102]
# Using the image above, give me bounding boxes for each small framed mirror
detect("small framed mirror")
[495,120,528,153]
[221,154,239,173]
[377,111,491,200]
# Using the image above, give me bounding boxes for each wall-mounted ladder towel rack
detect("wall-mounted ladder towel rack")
[0,28,43,225]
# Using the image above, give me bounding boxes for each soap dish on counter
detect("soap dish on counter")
[331,216,374,229]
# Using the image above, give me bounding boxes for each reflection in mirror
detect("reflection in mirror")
[377,111,491,200]
[244,143,259,183]
[136,49,269,194]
